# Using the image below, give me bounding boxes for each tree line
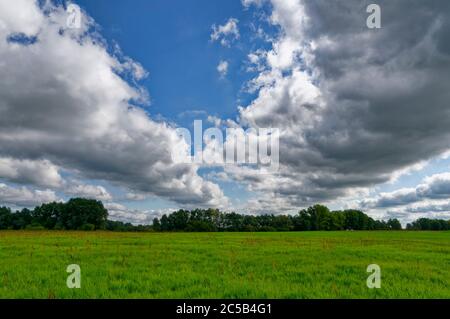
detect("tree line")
[0,198,108,231]
[406,218,450,231]
[152,205,404,232]
[0,199,449,231]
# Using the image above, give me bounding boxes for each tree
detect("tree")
[168,210,190,231]
[387,219,402,230]
[152,218,161,231]
[64,198,108,230]
[32,202,64,229]
[330,212,346,230]
[160,214,170,231]
[0,207,12,229]
[272,215,293,231]
[10,208,33,230]
[342,210,374,230]
[407,218,450,231]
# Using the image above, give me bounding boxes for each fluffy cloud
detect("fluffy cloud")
[0,157,62,188]
[362,173,450,209]
[362,188,418,209]
[105,202,175,225]
[211,18,240,47]
[0,183,59,207]
[64,182,112,201]
[232,0,450,216]
[0,1,227,208]
[217,60,229,78]
[383,200,450,224]
[242,0,265,8]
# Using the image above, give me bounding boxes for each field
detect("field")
[0,231,449,299]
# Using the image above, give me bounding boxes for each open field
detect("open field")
[0,231,449,299]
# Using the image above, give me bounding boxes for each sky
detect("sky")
[1,0,450,225]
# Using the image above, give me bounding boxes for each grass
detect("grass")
[0,231,449,299]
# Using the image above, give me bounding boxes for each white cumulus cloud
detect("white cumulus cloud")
[217,60,229,78]
[0,0,227,209]
[211,18,240,47]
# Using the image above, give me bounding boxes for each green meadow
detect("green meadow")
[0,231,448,299]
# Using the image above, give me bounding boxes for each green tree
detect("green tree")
[0,207,12,229]
[63,198,108,230]
[387,219,402,230]
[32,202,64,229]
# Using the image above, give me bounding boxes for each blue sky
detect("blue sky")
[1,0,450,225]
[76,0,260,126]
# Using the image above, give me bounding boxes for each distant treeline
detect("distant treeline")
[0,199,449,232]
[0,198,109,231]
[407,218,450,231]
[153,207,450,232]
[153,205,403,232]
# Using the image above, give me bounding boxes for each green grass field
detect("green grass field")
[0,231,449,299]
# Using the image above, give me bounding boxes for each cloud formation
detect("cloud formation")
[0,0,227,209]
[362,173,450,213]
[0,183,59,207]
[211,18,240,47]
[230,0,450,216]
[217,60,229,78]
[105,202,175,225]
[64,182,113,201]
[0,157,62,188]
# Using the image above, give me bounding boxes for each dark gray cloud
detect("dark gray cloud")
[237,0,450,211]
